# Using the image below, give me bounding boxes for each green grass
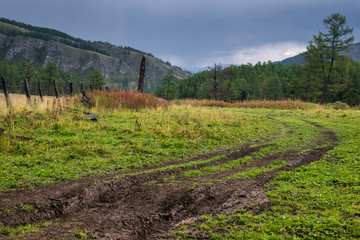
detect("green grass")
[180,117,320,179]
[0,105,277,192]
[116,154,226,179]
[222,159,291,180]
[182,156,254,178]
[173,109,360,240]
[0,221,54,237]
[2,99,360,239]
[253,117,321,156]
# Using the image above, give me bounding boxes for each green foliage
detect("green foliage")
[155,69,178,100]
[20,204,32,212]
[87,69,105,87]
[157,60,360,106]
[306,13,354,104]
[330,101,350,110]
[0,59,84,96]
[0,221,53,237]
[75,228,98,239]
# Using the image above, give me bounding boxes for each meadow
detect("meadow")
[0,92,359,239]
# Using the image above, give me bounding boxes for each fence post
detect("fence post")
[90,85,93,92]
[70,82,74,96]
[24,78,31,104]
[38,79,44,102]
[81,90,95,107]
[1,76,11,108]
[54,80,60,98]
[138,56,145,93]
[80,83,84,93]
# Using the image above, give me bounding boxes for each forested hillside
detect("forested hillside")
[156,60,360,106]
[0,18,189,94]
[0,59,94,96]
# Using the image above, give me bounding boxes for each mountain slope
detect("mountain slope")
[0,18,189,92]
[281,42,360,66]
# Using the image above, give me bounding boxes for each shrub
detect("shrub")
[89,90,167,110]
[330,101,350,110]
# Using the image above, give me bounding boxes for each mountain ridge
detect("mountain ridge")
[0,18,189,92]
[281,42,360,66]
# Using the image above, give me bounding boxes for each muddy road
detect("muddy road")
[0,120,337,239]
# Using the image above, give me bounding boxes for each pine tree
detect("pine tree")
[306,13,354,104]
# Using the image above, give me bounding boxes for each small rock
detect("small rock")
[85,114,99,121]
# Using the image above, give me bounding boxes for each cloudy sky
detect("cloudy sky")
[1,0,360,72]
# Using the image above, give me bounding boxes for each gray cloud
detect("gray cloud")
[1,0,359,70]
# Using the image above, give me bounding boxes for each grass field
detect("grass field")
[0,94,359,239]
[171,108,360,239]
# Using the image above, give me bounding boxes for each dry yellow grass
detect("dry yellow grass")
[0,93,77,114]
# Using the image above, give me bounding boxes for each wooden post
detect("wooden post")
[90,85,93,92]
[24,78,31,103]
[138,56,145,93]
[81,90,95,107]
[1,76,11,108]
[70,82,74,96]
[80,83,84,93]
[38,79,44,102]
[54,80,60,98]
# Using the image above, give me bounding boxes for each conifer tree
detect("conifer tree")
[306,13,354,104]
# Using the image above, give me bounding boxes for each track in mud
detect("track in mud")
[0,119,337,240]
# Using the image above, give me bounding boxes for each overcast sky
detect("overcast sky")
[1,0,360,72]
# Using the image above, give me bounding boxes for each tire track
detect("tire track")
[0,119,337,240]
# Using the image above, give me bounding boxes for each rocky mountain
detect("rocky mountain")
[281,42,360,66]
[0,18,189,92]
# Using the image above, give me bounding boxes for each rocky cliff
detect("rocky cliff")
[0,19,189,92]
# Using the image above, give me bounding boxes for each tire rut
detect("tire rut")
[0,119,338,240]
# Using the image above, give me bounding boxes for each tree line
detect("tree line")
[156,60,360,106]
[156,13,359,106]
[0,59,105,96]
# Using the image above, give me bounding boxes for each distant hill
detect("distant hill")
[0,18,189,92]
[281,42,360,66]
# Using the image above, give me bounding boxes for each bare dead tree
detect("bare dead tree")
[138,56,145,93]
[54,80,60,98]
[38,79,44,102]
[70,82,74,96]
[210,63,222,100]
[24,78,31,104]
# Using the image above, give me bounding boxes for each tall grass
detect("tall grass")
[178,99,320,110]
[0,93,76,115]
[0,90,166,114]
[89,90,167,110]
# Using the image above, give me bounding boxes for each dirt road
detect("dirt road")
[0,120,337,239]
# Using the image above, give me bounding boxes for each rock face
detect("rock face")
[0,34,189,88]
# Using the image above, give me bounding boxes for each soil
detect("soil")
[0,121,338,240]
